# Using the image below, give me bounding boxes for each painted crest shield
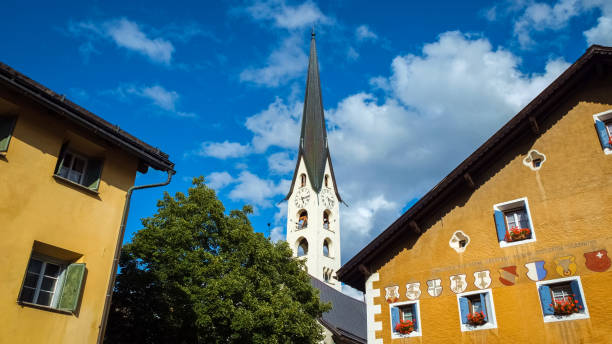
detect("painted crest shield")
[427,279,442,297]
[473,270,491,289]
[584,250,611,272]
[499,266,518,286]
[554,256,577,277]
[405,282,421,300]
[385,285,400,303]
[525,261,547,281]
[449,274,467,293]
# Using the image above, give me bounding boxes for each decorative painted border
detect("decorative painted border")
[365,272,383,344]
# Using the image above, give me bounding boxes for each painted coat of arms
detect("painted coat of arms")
[405,282,421,300]
[427,279,442,297]
[385,285,399,303]
[584,250,611,272]
[525,261,547,281]
[554,256,577,277]
[449,274,467,293]
[473,270,491,289]
[499,266,518,286]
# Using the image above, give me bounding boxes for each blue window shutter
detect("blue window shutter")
[570,280,584,309]
[494,210,506,241]
[391,306,400,332]
[538,285,554,315]
[459,297,469,324]
[412,303,419,331]
[595,119,612,149]
[479,293,488,322]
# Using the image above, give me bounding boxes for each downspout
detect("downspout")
[97,169,175,344]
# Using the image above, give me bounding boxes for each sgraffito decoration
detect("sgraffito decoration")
[584,249,611,272]
[473,270,491,289]
[525,261,547,281]
[449,274,467,293]
[499,266,518,286]
[427,279,442,297]
[405,282,421,300]
[385,285,400,303]
[554,256,577,277]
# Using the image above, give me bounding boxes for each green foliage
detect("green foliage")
[106,177,329,344]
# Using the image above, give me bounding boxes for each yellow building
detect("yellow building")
[337,45,612,343]
[0,62,174,343]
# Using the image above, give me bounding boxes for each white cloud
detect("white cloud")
[584,0,612,46]
[70,18,175,64]
[207,171,235,190]
[245,97,302,152]
[244,0,331,30]
[268,152,296,174]
[228,171,289,208]
[195,141,252,159]
[342,284,364,301]
[269,226,286,242]
[240,35,308,87]
[347,47,359,61]
[355,25,378,41]
[112,84,196,118]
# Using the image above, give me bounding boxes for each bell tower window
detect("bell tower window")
[323,211,330,229]
[300,174,307,187]
[298,210,308,229]
[324,174,329,187]
[297,238,308,257]
[323,239,331,257]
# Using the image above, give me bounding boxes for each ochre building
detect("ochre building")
[0,63,174,343]
[337,45,612,343]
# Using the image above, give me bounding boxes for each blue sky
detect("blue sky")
[3,0,611,296]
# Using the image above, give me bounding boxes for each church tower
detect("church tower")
[285,32,343,290]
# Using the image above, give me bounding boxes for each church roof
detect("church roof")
[310,277,366,343]
[337,44,612,291]
[285,33,343,202]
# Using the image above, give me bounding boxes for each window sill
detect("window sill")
[499,237,536,248]
[53,175,99,195]
[543,312,589,323]
[460,322,497,332]
[604,148,612,155]
[391,331,422,339]
[17,301,73,315]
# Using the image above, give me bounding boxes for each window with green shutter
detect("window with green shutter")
[54,145,104,191]
[57,263,86,313]
[0,116,17,152]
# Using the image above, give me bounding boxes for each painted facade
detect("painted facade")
[338,46,612,343]
[0,63,173,343]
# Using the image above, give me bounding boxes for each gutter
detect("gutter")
[97,170,175,344]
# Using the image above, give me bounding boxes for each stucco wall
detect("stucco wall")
[0,96,138,343]
[369,76,612,343]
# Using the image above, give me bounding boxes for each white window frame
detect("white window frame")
[536,276,590,323]
[456,288,497,332]
[20,255,67,309]
[389,300,422,339]
[593,110,612,155]
[59,150,89,185]
[494,197,537,248]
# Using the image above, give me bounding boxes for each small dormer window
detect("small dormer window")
[300,174,307,187]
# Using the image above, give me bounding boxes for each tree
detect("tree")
[105,177,330,343]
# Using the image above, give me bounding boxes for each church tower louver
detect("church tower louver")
[285,32,343,290]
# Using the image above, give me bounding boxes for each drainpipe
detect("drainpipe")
[97,170,175,344]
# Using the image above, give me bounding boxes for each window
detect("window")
[297,238,308,257]
[536,276,589,322]
[324,174,329,187]
[323,211,330,230]
[390,301,421,338]
[0,116,17,152]
[323,268,333,282]
[457,289,497,332]
[54,143,103,191]
[300,174,307,187]
[297,210,308,229]
[593,110,612,154]
[19,255,86,313]
[323,239,330,257]
[493,198,536,247]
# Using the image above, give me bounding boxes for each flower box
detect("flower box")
[504,227,531,242]
[394,319,414,334]
[551,296,583,315]
[467,312,486,326]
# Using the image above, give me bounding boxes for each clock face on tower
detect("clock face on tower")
[294,187,311,208]
[321,188,335,208]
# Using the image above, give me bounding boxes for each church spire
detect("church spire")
[299,31,328,194]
